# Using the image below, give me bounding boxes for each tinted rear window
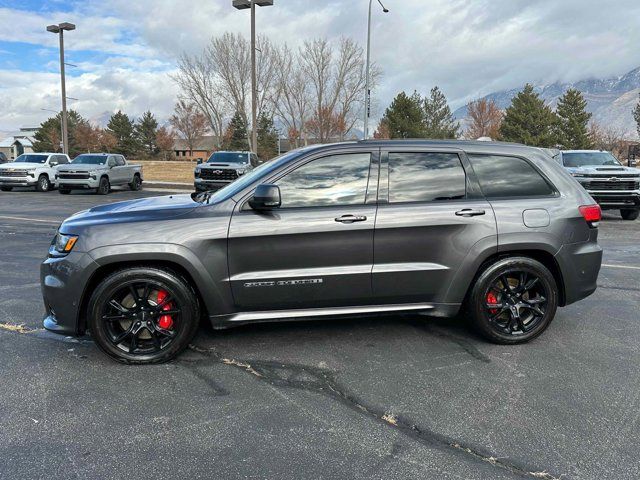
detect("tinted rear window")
[468,154,554,198]
[388,152,466,203]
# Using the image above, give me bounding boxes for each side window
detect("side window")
[276,153,371,208]
[251,154,259,166]
[388,152,466,203]
[108,156,116,167]
[467,154,554,198]
[56,155,68,165]
[115,156,126,166]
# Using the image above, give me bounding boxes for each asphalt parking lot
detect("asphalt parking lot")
[1,188,639,480]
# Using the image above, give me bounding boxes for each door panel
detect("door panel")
[372,149,497,303]
[227,150,379,311]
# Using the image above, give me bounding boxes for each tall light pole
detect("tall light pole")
[364,0,389,140]
[46,22,75,156]
[233,0,273,154]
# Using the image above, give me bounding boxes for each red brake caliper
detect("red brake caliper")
[486,291,499,315]
[156,290,174,330]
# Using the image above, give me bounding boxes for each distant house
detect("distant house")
[0,127,39,160]
[173,136,220,161]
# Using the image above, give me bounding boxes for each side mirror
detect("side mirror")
[49,161,58,167]
[249,184,281,211]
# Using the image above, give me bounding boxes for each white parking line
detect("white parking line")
[602,264,640,271]
[0,215,60,225]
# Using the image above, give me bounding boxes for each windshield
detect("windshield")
[208,152,249,164]
[72,155,107,165]
[14,154,48,164]
[204,148,311,204]
[563,152,622,168]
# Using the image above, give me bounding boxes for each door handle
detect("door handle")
[455,209,486,217]
[335,214,367,224]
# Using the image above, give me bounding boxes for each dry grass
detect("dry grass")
[136,160,196,184]
[0,322,36,334]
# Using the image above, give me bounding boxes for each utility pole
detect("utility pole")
[364,0,389,140]
[232,0,273,153]
[46,22,75,156]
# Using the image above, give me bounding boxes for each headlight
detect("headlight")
[26,169,36,176]
[89,170,98,179]
[236,168,246,176]
[194,169,201,178]
[51,233,79,255]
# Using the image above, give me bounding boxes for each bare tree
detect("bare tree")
[170,100,208,156]
[589,121,629,159]
[156,126,176,160]
[465,98,503,140]
[173,52,227,145]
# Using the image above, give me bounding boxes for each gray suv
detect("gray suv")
[41,140,603,364]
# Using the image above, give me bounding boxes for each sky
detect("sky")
[1,0,640,132]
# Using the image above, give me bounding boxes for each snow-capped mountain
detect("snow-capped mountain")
[454,66,640,138]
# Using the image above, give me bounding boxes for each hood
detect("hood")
[0,162,43,170]
[57,164,106,172]
[61,194,200,230]
[566,165,640,176]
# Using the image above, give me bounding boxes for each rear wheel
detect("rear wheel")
[87,267,200,364]
[0,186,12,192]
[36,175,50,192]
[621,209,639,221]
[468,257,558,344]
[129,174,142,191]
[97,177,110,195]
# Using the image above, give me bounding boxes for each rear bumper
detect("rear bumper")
[555,231,602,305]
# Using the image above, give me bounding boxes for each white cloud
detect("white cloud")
[1,0,640,130]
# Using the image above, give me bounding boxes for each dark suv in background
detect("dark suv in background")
[41,140,602,364]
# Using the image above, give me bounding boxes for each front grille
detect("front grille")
[584,180,639,191]
[0,170,28,178]
[200,169,238,181]
[58,172,90,180]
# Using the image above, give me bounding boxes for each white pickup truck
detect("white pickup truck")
[56,153,143,195]
[0,152,71,192]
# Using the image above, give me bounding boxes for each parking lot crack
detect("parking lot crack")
[186,343,560,479]
[0,322,43,334]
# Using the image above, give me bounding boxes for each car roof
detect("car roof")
[213,151,252,154]
[561,150,607,153]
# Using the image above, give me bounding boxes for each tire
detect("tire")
[0,186,12,192]
[59,189,71,195]
[621,209,639,221]
[97,176,110,195]
[129,174,142,191]
[467,256,558,345]
[36,175,50,192]
[87,267,201,364]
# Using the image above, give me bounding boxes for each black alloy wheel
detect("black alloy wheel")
[129,174,142,191]
[469,257,558,344]
[88,267,200,364]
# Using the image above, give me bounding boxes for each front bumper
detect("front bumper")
[56,177,100,190]
[587,190,640,209]
[555,230,603,305]
[41,251,99,336]
[0,176,38,187]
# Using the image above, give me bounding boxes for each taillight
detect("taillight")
[579,204,601,227]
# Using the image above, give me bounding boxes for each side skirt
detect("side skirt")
[208,302,461,330]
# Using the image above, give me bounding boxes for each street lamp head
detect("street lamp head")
[232,0,273,9]
[46,24,60,33]
[59,22,76,31]
[377,0,389,13]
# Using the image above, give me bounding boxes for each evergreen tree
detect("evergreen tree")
[499,84,558,147]
[633,93,640,139]
[222,111,249,151]
[556,88,593,149]
[380,91,425,139]
[107,111,140,157]
[423,86,460,139]
[32,110,88,157]
[256,112,278,160]
[135,110,159,157]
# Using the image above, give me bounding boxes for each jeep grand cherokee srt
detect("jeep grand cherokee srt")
[41,140,603,364]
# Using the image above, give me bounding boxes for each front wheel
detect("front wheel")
[87,267,201,364]
[621,209,639,221]
[468,257,558,344]
[97,177,110,195]
[36,175,50,192]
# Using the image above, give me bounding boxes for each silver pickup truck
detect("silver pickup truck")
[56,153,143,195]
